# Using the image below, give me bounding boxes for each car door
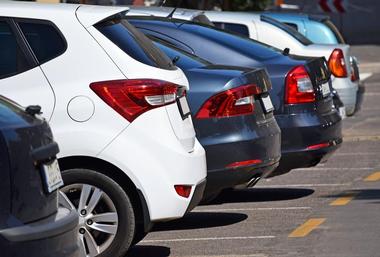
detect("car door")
[0,18,55,120]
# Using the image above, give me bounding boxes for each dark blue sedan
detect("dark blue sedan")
[153,38,281,199]
[128,16,342,177]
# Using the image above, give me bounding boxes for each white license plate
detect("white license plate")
[261,95,274,113]
[339,107,346,119]
[42,159,64,193]
[178,96,191,118]
[321,82,330,97]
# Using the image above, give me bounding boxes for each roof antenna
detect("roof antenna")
[166,0,183,19]
[160,0,166,7]
[282,47,290,56]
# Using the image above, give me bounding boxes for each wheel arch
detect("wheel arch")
[58,155,152,234]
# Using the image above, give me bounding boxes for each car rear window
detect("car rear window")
[323,20,345,44]
[18,20,67,64]
[95,15,176,70]
[0,21,34,79]
[151,36,211,70]
[261,15,313,46]
[213,22,250,37]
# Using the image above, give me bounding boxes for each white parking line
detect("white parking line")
[257,183,351,188]
[360,72,373,81]
[194,207,311,212]
[296,167,372,171]
[334,152,380,156]
[141,235,275,243]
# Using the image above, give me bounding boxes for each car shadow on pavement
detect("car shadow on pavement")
[206,187,315,205]
[127,245,170,257]
[152,212,248,232]
[323,189,380,203]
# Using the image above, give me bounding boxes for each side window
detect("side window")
[0,21,33,79]
[284,22,299,31]
[18,21,66,64]
[213,22,250,37]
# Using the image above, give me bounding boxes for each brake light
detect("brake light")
[174,185,192,198]
[328,49,348,78]
[285,65,315,104]
[350,65,357,82]
[195,84,261,119]
[226,159,262,169]
[90,79,178,122]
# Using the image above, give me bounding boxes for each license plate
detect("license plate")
[41,159,64,193]
[339,107,346,119]
[321,82,330,97]
[177,96,191,119]
[261,94,274,113]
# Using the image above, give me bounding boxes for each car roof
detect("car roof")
[264,12,330,23]
[127,6,206,21]
[0,2,128,27]
[205,11,262,23]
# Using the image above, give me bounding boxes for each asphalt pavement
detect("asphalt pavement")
[128,45,380,257]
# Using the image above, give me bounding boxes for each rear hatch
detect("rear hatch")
[76,6,195,152]
[0,97,59,224]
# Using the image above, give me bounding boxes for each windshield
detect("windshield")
[95,14,176,70]
[261,15,313,46]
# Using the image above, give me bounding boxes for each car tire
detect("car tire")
[60,169,135,257]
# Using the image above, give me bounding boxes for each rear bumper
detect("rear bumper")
[273,108,342,177]
[332,77,358,115]
[204,158,280,198]
[0,207,81,257]
[195,116,281,197]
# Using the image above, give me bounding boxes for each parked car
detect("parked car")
[128,16,342,177]
[0,96,82,257]
[0,3,207,257]
[263,13,360,83]
[153,38,281,200]
[204,11,358,116]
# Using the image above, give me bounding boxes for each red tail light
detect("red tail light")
[174,185,192,198]
[285,65,315,104]
[328,49,348,78]
[350,65,357,82]
[195,84,261,119]
[306,142,330,150]
[90,79,178,122]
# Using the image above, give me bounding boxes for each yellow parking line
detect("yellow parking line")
[330,192,358,206]
[288,218,326,238]
[364,172,380,181]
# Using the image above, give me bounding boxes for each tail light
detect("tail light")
[285,65,315,104]
[90,79,179,122]
[195,84,261,119]
[350,65,357,82]
[306,142,330,150]
[174,185,192,198]
[328,49,348,78]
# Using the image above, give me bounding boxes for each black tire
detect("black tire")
[61,169,135,257]
[131,229,148,247]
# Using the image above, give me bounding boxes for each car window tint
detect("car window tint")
[18,21,66,64]
[261,15,313,46]
[213,22,250,37]
[0,21,33,79]
[96,15,176,70]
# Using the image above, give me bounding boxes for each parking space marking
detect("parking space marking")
[330,192,358,206]
[258,183,351,188]
[288,218,326,238]
[297,167,372,171]
[195,207,311,212]
[142,235,275,243]
[334,152,380,156]
[364,171,380,181]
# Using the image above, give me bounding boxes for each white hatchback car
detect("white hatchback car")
[0,2,206,257]
[205,11,358,115]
